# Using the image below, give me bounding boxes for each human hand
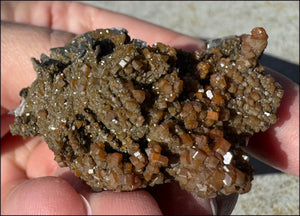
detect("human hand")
[1,1,299,215]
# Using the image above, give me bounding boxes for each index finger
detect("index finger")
[1,1,205,49]
[246,70,299,176]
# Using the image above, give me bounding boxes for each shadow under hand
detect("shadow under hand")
[146,182,212,215]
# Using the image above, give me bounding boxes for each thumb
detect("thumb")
[1,21,76,110]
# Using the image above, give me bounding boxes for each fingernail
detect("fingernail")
[80,194,92,215]
[209,193,239,215]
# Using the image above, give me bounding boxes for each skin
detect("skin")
[1,1,299,215]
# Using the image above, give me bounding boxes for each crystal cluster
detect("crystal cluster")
[10,27,283,198]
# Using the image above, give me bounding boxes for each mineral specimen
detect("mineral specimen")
[10,27,283,198]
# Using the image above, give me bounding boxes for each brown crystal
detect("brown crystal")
[9,27,283,198]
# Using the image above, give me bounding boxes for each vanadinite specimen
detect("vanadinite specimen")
[10,27,283,198]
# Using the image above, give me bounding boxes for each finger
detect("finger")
[1,133,31,209]
[25,140,91,193]
[1,1,205,49]
[1,133,42,203]
[246,70,299,176]
[26,141,59,178]
[0,106,12,138]
[1,106,8,115]
[1,133,43,171]
[84,190,162,215]
[1,153,27,205]
[1,113,15,138]
[2,176,88,215]
[1,21,76,110]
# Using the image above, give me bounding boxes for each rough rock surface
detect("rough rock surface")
[10,27,283,198]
